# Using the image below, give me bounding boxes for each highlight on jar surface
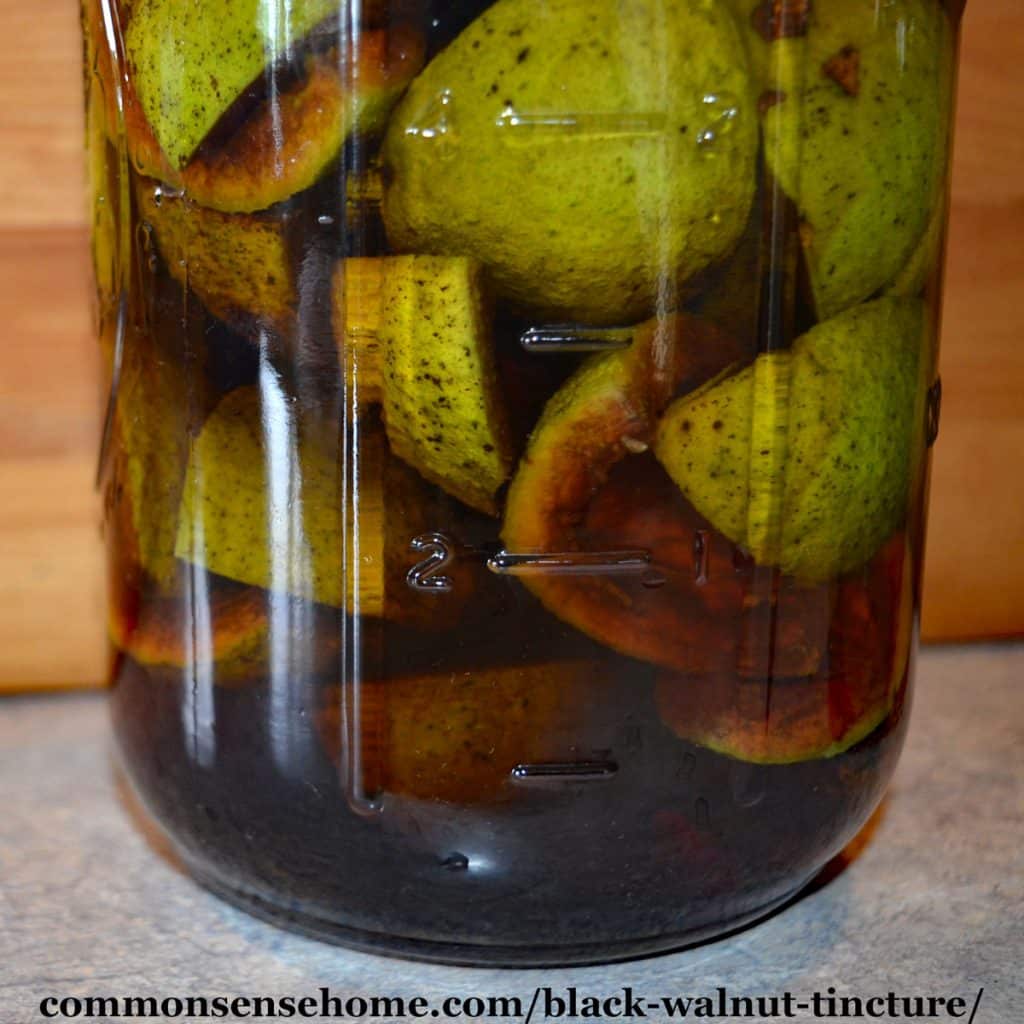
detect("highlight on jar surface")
[84,0,959,964]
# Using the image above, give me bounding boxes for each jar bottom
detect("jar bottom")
[177,850,818,967]
[111,660,903,968]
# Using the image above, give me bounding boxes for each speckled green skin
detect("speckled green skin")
[379,256,513,516]
[126,0,337,169]
[84,21,117,315]
[137,179,294,331]
[175,387,347,607]
[118,337,193,589]
[382,0,758,325]
[755,0,954,318]
[887,200,946,298]
[654,297,926,582]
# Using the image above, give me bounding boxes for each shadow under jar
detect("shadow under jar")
[84,0,962,965]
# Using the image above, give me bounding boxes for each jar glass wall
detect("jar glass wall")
[84,0,961,964]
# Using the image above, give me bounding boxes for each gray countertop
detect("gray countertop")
[1,645,1022,1022]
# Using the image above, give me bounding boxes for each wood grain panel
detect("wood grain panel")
[0,1,1020,690]
[0,230,105,688]
[0,1,87,227]
[0,457,105,689]
[921,0,1024,640]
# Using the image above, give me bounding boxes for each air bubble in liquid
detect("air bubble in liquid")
[404,89,457,160]
[695,92,740,155]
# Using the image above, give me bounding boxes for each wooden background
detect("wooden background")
[0,2,1021,690]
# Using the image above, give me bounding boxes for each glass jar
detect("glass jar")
[84,0,962,965]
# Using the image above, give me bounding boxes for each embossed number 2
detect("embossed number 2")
[406,533,455,593]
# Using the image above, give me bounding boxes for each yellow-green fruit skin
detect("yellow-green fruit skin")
[137,179,294,331]
[126,0,337,170]
[117,346,193,589]
[379,256,513,516]
[655,297,926,583]
[381,0,758,325]
[759,0,954,318]
[887,200,946,298]
[175,387,347,608]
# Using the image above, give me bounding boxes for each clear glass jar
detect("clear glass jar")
[84,0,962,964]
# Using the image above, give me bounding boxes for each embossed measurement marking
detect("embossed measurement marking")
[440,852,470,871]
[511,761,619,784]
[407,533,456,593]
[495,106,667,137]
[695,797,712,827]
[487,550,651,577]
[520,326,633,353]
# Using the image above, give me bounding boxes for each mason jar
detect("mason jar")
[83,0,962,964]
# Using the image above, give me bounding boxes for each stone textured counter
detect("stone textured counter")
[1,645,1021,1021]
